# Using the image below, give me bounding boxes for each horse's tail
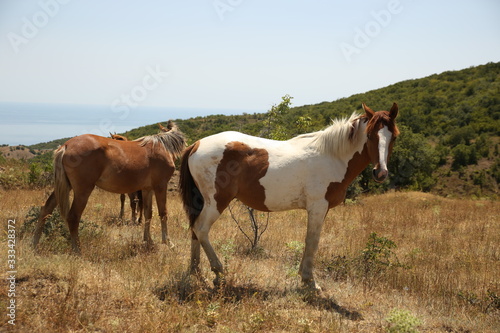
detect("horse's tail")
[179,143,203,230]
[53,145,71,220]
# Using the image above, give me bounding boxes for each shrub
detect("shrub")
[452,144,477,170]
[322,233,409,287]
[385,308,422,333]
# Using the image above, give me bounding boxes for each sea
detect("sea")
[0,102,257,146]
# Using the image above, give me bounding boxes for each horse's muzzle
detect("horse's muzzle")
[372,167,388,183]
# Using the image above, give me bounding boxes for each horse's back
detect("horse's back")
[189,131,314,212]
[59,134,156,193]
[63,134,106,151]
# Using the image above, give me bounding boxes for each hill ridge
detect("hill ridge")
[2,62,498,197]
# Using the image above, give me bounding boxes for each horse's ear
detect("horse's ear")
[362,103,375,119]
[166,120,177,131]
[158,123,168,132]
[167,120,175,130]
[389,103,398,120]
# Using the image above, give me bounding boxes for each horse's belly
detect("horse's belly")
[264,194,304,211]
[259,171,307,211]
[96,170,150,193]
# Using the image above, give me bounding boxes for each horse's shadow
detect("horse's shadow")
[154,276,362,321]
[303,293,363,321]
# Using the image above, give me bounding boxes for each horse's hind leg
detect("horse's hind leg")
[142,189,154,245]
[33,191,57,250]
[67,187,93,254]
[190,230,201,275]
[191,205,224,286]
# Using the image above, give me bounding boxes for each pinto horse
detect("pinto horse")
[180,103,399,290]
[33,121,186,253]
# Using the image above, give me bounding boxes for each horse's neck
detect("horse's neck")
[341,143,371,186]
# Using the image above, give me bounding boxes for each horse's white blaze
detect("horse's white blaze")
[377,126,392,178]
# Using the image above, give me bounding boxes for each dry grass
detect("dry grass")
[1,189,499,332]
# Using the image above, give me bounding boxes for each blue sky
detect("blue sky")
[1,0,499,113]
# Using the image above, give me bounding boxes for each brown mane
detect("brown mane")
[134,124,186,160]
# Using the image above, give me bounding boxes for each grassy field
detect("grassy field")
[1,189,499,332]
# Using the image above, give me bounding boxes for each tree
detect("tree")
[388,125,439,191]
[452,144,476,170]
[262,94,293,140]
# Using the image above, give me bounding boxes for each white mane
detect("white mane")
[134,126,186,159]
[307,112,366,159]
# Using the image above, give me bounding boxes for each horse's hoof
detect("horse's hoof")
[301,280,322,295]
[144,239,155,250]
[161,239,175,247]
[213,275,226,289]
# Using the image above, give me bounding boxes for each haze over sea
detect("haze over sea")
[0,102,256,146]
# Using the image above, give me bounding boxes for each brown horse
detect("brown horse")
[110,123,171,224]
[109,132,144,224]
[33,121,186,253]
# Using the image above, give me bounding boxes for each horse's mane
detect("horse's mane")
[307,112,367,159]
[135,122,186,159]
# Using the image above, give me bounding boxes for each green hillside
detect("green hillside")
[119,62,499,142]
[10,62,500,197]
[119,62,500,198]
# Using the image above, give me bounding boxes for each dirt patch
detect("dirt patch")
[0,146,37,160]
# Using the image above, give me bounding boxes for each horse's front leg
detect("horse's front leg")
[154,187,174,248]
[128,192,137,224]
[299,204,328,292]
[67,188,93,254]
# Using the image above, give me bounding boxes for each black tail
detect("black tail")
[179,143,204,229]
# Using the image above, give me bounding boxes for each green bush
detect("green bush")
[385,308,422,333]
[322,233,408,286]
[452,144,478,170]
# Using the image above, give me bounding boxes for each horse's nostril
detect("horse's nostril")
[373,168,388,183]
